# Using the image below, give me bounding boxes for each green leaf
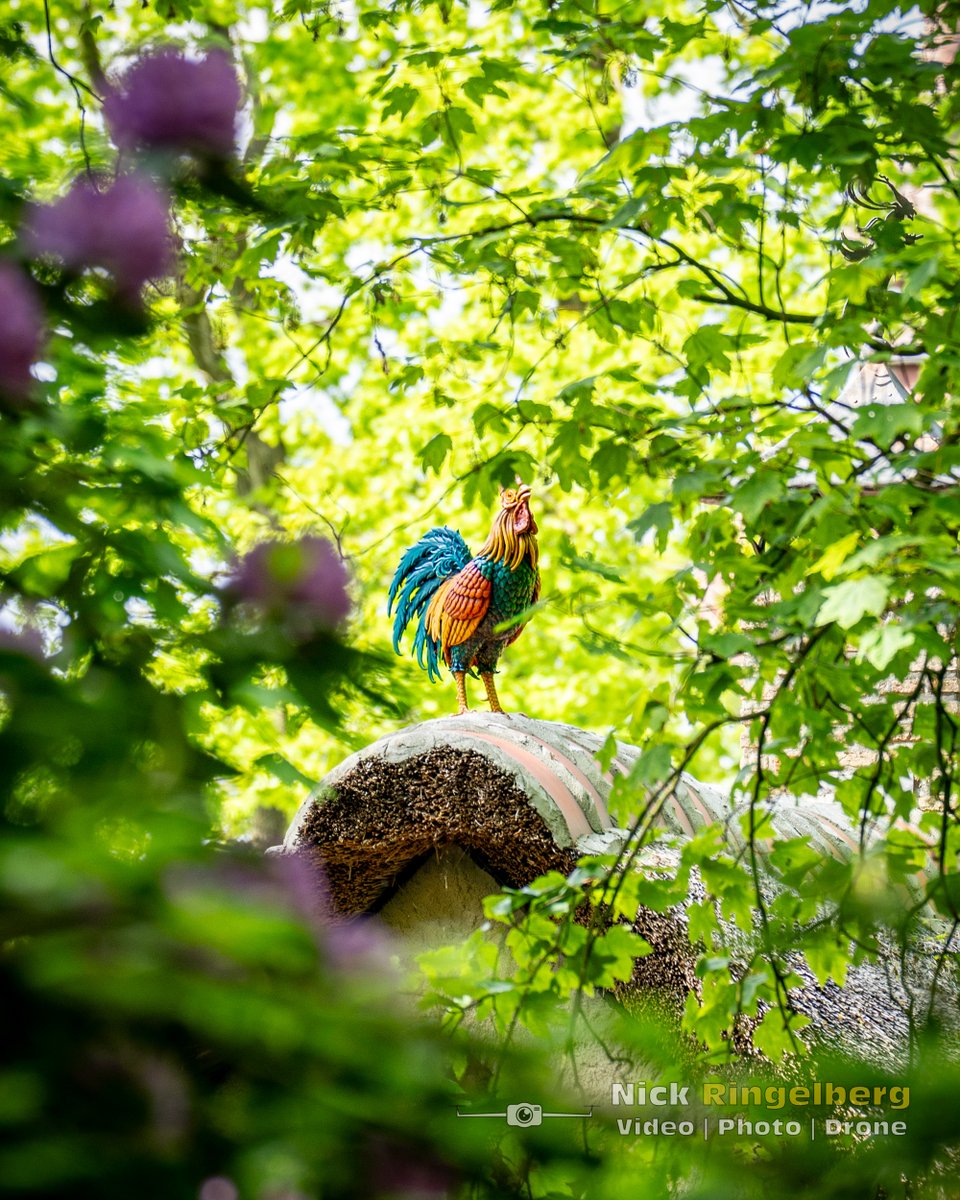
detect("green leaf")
[816,576,891,629]
[381,84,418,121]
[700,631,753,658]
[683,325,734,374]
[603,196,646,229]
[738,970,769,1012]
[493,598,547,632]
[772,342,826,389]
[851,402,924,446]
[13,544,80,595]
[462,59,514,106]
[419,432,453,474]
[806,532,859,580]
[751,1008,810,1061]
[902,255,938,298]
[731,472,783,522]
[804,940,850,988]
[595,732,618,772]
[628,502,673,551]
[856,623,914,670]
[584,924,652,987]
[628,743,673,786]
[253,753,318,788]
[444,106,476,139]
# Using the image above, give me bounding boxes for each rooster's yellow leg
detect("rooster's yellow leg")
[481,672,504,714]
[454,671,469,715]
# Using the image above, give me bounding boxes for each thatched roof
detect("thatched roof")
[295,745,576,915]
[273,713,956,1066]
[280,713,733,883]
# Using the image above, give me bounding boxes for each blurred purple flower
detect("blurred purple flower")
[167,852,327,935]
[367,1135,457,1199]
[267,849,332,934]
[199,1178,238,1200]
[267,854,397,977]
[24,174,174,306]
[226,537,352,637]
[104,49,241,159]
[0,262,45,404]
[325,916,397,975]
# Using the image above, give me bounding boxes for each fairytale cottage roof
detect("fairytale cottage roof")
[273,713,956,1066]
[277,713,736,912]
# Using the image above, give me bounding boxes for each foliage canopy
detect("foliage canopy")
[3,0,960,1195]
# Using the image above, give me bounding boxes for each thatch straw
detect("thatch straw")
[299,747,576,915]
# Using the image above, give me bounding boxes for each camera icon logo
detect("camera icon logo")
[506,1103,542,1128]
[456,1100,592,1126]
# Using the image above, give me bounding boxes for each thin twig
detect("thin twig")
[43,0,101,176]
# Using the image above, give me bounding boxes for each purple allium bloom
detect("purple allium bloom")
[325,916,397,975]
[267,850,332,936]
[267,854,396,976]
[0,262,45,404]
[166,853,327,932]
[24,174,174,306]
[199,1179,238,1200]
[104,49,241,159]
[367,1135,458,1199]
[227,537,352,637]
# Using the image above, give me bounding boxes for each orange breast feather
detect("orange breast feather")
[425,562,491,659]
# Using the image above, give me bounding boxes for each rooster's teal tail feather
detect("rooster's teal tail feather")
[387,526,471,681]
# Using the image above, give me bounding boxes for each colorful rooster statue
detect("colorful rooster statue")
[388,485,540,715]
